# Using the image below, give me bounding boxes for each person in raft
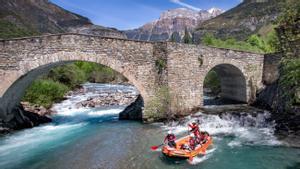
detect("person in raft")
[200,131,209,144]
[188,120,201,144]
[164,130,176,148]
[188,133,196,150]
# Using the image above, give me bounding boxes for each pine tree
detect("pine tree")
[170,32,177,42]
[183,27,192,44]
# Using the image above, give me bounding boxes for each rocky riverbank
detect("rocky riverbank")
[0,104,52,135]
[254,82,300,148]
[21,84,138,115]
[73,89,138,108]
[21,102,56,116]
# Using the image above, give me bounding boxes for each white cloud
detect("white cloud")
[169,0,201,11]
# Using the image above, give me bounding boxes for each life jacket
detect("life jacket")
[164,134,176,142]
[189,124,200,136]
[189,137,196,150]
[200,133,206,141]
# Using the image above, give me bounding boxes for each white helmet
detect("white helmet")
[168,130,172,134]
[191,120,197,124]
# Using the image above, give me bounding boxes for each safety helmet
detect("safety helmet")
[167,130,172,134]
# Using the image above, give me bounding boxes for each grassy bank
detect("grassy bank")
[22,62,127,108]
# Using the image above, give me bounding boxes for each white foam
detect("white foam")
[51,83,137,117]
[162,112,282,148]
[87,108,124,116]
[0,123,86,154]
[188,147,216,165]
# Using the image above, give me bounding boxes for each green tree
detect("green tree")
[202,33,215,45]
[170,32,178,42]
[48,64,86,89]
[277,0,300,26]
[183,27,193,44]
[204,70,221,95]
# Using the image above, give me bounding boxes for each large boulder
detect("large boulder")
[119,95,144,121]
[0,104,52,134]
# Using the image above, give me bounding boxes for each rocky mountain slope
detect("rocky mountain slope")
[193,0,285,42]
[125,8,223,42]
[0,0,125,39]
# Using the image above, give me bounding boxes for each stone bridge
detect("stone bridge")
[0,34,265,122]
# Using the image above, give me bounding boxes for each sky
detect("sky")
[51,0,242,30]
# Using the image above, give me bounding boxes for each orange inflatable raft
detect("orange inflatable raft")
[162,134,212,160]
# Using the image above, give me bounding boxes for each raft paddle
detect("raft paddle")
[151,143,164,150]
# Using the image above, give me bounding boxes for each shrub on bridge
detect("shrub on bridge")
[22,79,69,108]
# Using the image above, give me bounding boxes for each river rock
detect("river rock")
[0,104,52,134]
[75,91,137,108]
[119,95,144,120]
[21,102,56,116]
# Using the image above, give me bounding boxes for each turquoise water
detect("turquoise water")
[0,84,299,169]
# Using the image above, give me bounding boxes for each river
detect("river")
[0,83,299,169]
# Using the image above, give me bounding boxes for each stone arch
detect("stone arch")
[0,51,151,121]
[202,63,247,104]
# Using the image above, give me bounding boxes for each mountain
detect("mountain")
[125,8,223,42]
[0,0,125,39]
[193,0,285,42]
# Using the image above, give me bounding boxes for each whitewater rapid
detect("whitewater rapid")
[161,111,282,164]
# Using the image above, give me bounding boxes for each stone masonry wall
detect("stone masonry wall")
[166,43,264,114]
[0,33,265,121]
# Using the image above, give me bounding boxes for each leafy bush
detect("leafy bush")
[48,64,86,89]
[22,79,69,108]
[202,32,278,53]
[277,0,300,26]
[279,58,300,105]
[155,58,167,74]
